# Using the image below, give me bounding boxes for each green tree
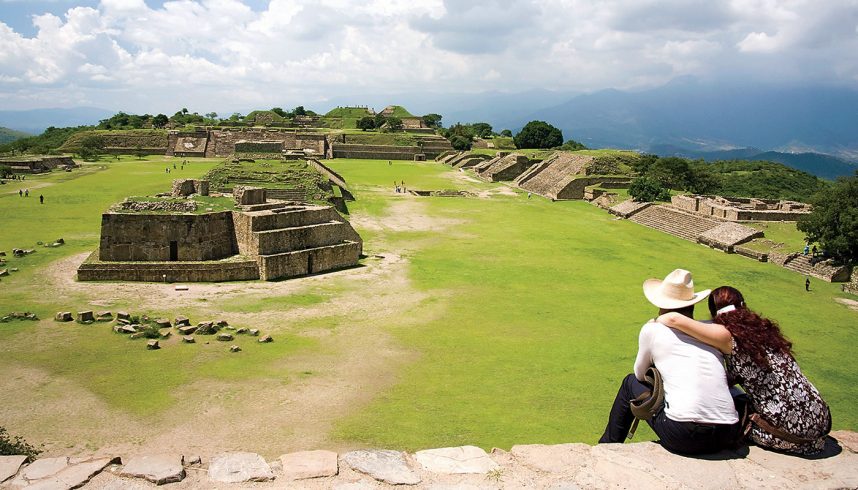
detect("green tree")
[356,116,376,131]
[152,114,168,128]
[798,173,858,263]
[629,176,671,202]
[78,135,104,161]
[559,139,587,151]
[271,107,287,117]
[500,129,513,137]
[513,120,563,149]
[383,117,403,132]
[0,164,12,178]
[471,122,493,138]
[648,156,693,190]
[423,113,442,128]
[449,135,472,151]
[293,106,307,116]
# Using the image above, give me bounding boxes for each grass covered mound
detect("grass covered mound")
[324,107,374,118]
[203,159,333,203]
[111,195,236,214]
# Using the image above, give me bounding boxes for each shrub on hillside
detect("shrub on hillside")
[798,173,858,263]
[629,176,671,202]
[0,426,41,461]
[514,121,563,149]
[559,139,587,151]
[450,135,472,151]
[357,116,376,131]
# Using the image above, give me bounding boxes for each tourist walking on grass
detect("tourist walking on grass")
[39,194,44,204]
[599,269,739,455]
[24,189,28,197]
[18,189,22,197]
[657,286,831,455]
[805,276,811,291]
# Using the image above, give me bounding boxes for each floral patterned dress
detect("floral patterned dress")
[726,339,831,454]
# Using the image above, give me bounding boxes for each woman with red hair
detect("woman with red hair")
[658,286,831,455]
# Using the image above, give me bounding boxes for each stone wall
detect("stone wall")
[233,186,266,205]
[98,212,237,262]
[671,195,811,221]
[77,255,260,282]
[257,241,361,280]
[697,222,764,252]
[171,179,209,197]
[0,156,77,173]
[205,129,328,158]
[331,144,421,160]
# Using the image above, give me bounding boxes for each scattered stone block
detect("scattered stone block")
[178,325,198,335]
[54,312,73,322]
[120,454,185,485]
[96,311,113,322]
[76,310,95,323]
[12,456,119,489]
[215,319,229,328]
[196,321,217,335]
[117,311,131,321]
[414,446,498,474]
[0,251,5,256]
[10,268,18,272]
[217,333,234,342]
[280,450,338,480]
[154,318,172,328]
[236,327,248,335]
[174,285,189,291]
[160,330,172,339]
[208,452,274,483]
[342,450,420,485]
[229,345,241,353]
[510,443,591,474]
[0,269,7,277]
[55,238,64,245]
[147,340,160,350]
[182,335,195,343]
[174,315,191,327]
[114,325,138,334]
[248,329,260,336]
[0,455,27,484]
[258,335,273,343]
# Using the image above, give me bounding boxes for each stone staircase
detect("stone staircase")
[781,254,852,282]
[234,204,362,281]
[629,205,720,242]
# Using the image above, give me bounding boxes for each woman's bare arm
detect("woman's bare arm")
[656,312,733,354]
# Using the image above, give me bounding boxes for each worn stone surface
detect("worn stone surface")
[229,345,241,352]
[280,450,338,480]
[511,443,592,474]
[54,312,72,322]
[0,455,27,483]
[174,315,191,327]
[146,340,160,350]
[96,311,113,321]
[258,335,273,343]
[342,450,420,485]
[13,456,117,489]
[831,430,858,453]
[120,454,185,485]
[177,325,197,335]
[414,446,498,474]
[217,333,234,341]
[208,452,274,483]
[76,310,94,323]
[182,335,195,343]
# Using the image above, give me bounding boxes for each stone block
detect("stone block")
[147,340,160,350]
[120,454,185,485]
[54,312,73,322]
[76,310,95,323]
[280,450,338,480]
[208,452,274,483]
[0,455,27,484]
[96,311,113,322]
[414,446,498,474]
[342,450,420,486]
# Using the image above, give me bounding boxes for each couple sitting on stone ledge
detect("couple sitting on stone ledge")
[599,269,831,456]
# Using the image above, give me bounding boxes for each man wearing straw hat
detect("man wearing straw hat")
[598,269,740,455]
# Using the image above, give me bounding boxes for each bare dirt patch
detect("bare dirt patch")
[350,198,466,233]
[834,297,858,312]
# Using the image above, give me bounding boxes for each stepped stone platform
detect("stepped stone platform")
[516,152,631,200]
[2,432,856,488]
[608,200,651,218]
[772,253,852,282]
[628,205,720,242]
[697,222,764,252]
[474,153,532,182]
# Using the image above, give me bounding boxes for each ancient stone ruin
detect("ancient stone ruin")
[672,195,812,221]
[516,152,632,200]
[0,155,77,174]
[77,181,362,282]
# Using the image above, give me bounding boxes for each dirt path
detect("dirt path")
[0,191,460,459]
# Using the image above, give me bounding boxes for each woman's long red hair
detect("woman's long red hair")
[708,286,793,367]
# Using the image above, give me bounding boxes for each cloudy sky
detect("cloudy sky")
[1,0,857,114]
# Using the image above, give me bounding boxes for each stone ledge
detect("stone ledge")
[4,432,855,489]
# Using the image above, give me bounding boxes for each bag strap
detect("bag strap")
[627,367,663,439]
[749,413,818,445]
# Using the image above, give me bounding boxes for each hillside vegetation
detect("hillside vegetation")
[0,126,92,154]
[0,127,31,145]
[59,129,168,152]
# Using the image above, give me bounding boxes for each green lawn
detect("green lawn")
[0,155,855,452]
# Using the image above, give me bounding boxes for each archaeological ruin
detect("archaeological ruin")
[0,155,77,173]
[77,179,362,283]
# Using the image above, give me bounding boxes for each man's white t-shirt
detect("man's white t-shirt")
[635,321,738,424]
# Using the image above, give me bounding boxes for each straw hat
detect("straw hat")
[643,269,711,309]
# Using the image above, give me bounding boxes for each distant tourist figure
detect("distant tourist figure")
[18,189,22,197]
[24,189,29,197]
[599,269,739,455]
[528,192,532,199]
[39,194,44,204]
[173,163,176,169]
[388,160,392,166]
[658,286,831,454]
[805,276,811,291]
[812,245,818,257]
[803,244,810,256]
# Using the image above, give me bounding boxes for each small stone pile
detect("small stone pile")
[0,312,38,323]
[116,198,198,213]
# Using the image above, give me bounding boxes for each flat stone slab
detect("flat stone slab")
[414,445,498,474]
[15,456,118,490]
[120,454,185,485]
[0,455,27,483]
[342,449,420,485]
[511,443,592,474]
[208,452,274,483]
[280,450,338,480]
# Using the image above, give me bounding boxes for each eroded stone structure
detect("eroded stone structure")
[474,153,532,182]
[166,128,330,158]
[0,156,77,173]
[516,152,632,200]
[78,186,362,283]
[672,195,811,221]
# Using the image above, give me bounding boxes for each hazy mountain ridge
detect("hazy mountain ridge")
[0,126,31,145]
[0,107,112,134]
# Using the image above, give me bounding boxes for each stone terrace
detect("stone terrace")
[628,205,720,242]
[517,152,596,199]
[1,432,856,488]
[475,153,532,182]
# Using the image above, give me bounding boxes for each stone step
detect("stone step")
[253,221,356,255]
[257,240,362,280]
[629,205,720,242]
